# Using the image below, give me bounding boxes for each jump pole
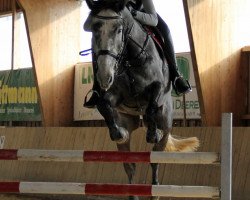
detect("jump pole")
[0,182,219,198]
[221,113,232,200]
[0,150,219,164]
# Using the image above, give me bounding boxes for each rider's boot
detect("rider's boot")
[172,71,192,95]
[157,15,192,95]
[84,57,100,108]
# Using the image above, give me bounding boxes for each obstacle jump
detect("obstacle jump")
[0,182,219,198]
[0,113,232,199]
[0,150,220,164]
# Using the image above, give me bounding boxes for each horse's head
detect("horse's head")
[86,0,132,90]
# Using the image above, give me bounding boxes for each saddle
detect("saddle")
[143,26,165,60]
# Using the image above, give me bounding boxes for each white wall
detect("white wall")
[79,0,190,62]
[0,13,32,70]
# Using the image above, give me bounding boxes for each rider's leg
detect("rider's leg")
[84,54,100,108]
[157,15,192,95]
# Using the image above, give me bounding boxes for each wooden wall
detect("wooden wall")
[0,127,249,200]
[0,0,20,15]
[18,0,81,126]
[7,0,249,126]
[184,0,250,126]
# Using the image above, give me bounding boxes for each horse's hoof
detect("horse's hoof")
[146,129,163,144]
[129,196,139,200]
[116,127,129,144]
[110,127,129,144]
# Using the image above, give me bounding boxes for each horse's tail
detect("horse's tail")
[165,134,199,152]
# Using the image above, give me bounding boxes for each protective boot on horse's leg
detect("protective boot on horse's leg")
[84,53,100,108]
[156,15,192,95]
[145,81,163,144]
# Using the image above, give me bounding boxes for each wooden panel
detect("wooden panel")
[0,0,13,14]
[0,127,249,200]
[242,46,250,52]
[184,0,250,125]
[0,0,21,15]
[18,0,81,126]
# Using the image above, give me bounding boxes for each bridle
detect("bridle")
[92,10,150,75]
[92,12,134,75]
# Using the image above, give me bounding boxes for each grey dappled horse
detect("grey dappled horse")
[85,0,199,199]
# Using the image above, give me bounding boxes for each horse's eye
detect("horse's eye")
[117,29,122,34]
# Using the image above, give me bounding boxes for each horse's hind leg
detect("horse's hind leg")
[150,133,169,200]
[116,113,140,200]
[117,143,139,200]
[117,143,136,183]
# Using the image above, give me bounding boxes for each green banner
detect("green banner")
[0,68,41,121]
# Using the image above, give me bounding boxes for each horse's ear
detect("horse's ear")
[85,0,94,10]
[111,0,128,12]
[85,0,103,11]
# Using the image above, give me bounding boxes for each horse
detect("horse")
[84,0,199,199]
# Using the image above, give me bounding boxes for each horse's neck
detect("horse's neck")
[126,22,160,65]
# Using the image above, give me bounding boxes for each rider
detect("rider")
[83,0,192,108]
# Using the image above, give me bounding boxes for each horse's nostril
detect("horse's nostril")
[108,76,113,84]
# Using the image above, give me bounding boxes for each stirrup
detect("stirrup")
[173,76,192,95]
[84,89,100,104]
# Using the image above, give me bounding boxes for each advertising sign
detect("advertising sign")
[173,53,201,119]
[74,62,103,120]
[74,52,200,121]
[0,68,42,121]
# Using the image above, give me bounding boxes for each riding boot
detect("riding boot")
[156,15,192,95]
[84,55,100,108]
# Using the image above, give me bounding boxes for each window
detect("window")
[0,13,32,70]
[0,1,190,66]
[79,0,190,62]
[0,16,12,69]
[154,0,190,53]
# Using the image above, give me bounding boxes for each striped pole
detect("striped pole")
[0,182,220,198]
[0,150,220,164]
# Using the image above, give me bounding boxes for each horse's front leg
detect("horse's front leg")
[97,93,129,144]
[145,81,162,143]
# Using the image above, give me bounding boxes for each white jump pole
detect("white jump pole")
[0,150,220,164]
[221,113,232,200]
[0,182,220,198]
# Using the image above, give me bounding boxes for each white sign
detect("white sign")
[74,62,103,121]
[173,53,201,119]
[74,53,200,121]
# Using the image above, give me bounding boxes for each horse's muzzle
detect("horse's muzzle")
[99,76,113,91]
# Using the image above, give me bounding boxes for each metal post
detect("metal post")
[248,54,250,122]
[221,113,232,200]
